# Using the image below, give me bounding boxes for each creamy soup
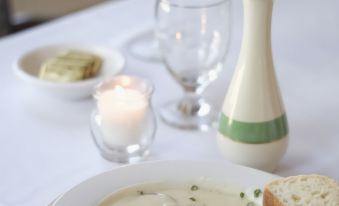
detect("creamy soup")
[99,182,257,206]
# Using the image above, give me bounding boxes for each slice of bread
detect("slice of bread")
[263,175,339,206]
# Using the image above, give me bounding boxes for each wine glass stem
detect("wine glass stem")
[178,85,209,117]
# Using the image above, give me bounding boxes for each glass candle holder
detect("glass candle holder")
[90,75,156,163]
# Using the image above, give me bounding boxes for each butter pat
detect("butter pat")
[39,50,102,83]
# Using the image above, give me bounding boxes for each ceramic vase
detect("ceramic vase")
[217,0,288,172]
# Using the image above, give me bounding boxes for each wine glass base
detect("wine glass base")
[160,100,219,131]
[125,29,161,62]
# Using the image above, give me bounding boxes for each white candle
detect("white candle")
[96,85,148,147]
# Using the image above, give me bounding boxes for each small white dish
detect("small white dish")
[13,44,125,99]
[52,160,279,206]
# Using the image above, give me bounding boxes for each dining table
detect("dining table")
[0,0,338,205]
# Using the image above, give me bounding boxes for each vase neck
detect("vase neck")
[240,0,273,61]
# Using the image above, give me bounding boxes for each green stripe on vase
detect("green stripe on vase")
[218,113,288,144]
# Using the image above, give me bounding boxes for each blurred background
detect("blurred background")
[0,0,108,37]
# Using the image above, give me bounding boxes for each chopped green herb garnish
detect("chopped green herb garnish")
[254,189,262,197]
[240,192,245,198]
[189,197,196,202]
[191,185,199,191]
[247,202,255,206]
[137,190,144,195]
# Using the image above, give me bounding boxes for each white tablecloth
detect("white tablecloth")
[0,0,339,205]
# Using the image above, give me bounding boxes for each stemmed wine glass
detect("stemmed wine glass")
[155,0,231,130]
[125,0,161,62]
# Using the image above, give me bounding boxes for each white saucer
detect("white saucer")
[13,43,125,100]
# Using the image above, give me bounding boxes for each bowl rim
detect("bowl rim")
[53,160,280,206]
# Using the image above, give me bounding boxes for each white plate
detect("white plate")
[53,160,280,206]
[13,44,125,100]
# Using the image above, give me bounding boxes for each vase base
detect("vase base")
[217,133,288,172]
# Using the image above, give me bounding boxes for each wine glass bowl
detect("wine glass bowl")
[155,0,231,130]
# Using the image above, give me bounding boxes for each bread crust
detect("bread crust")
[263,187,285,206]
